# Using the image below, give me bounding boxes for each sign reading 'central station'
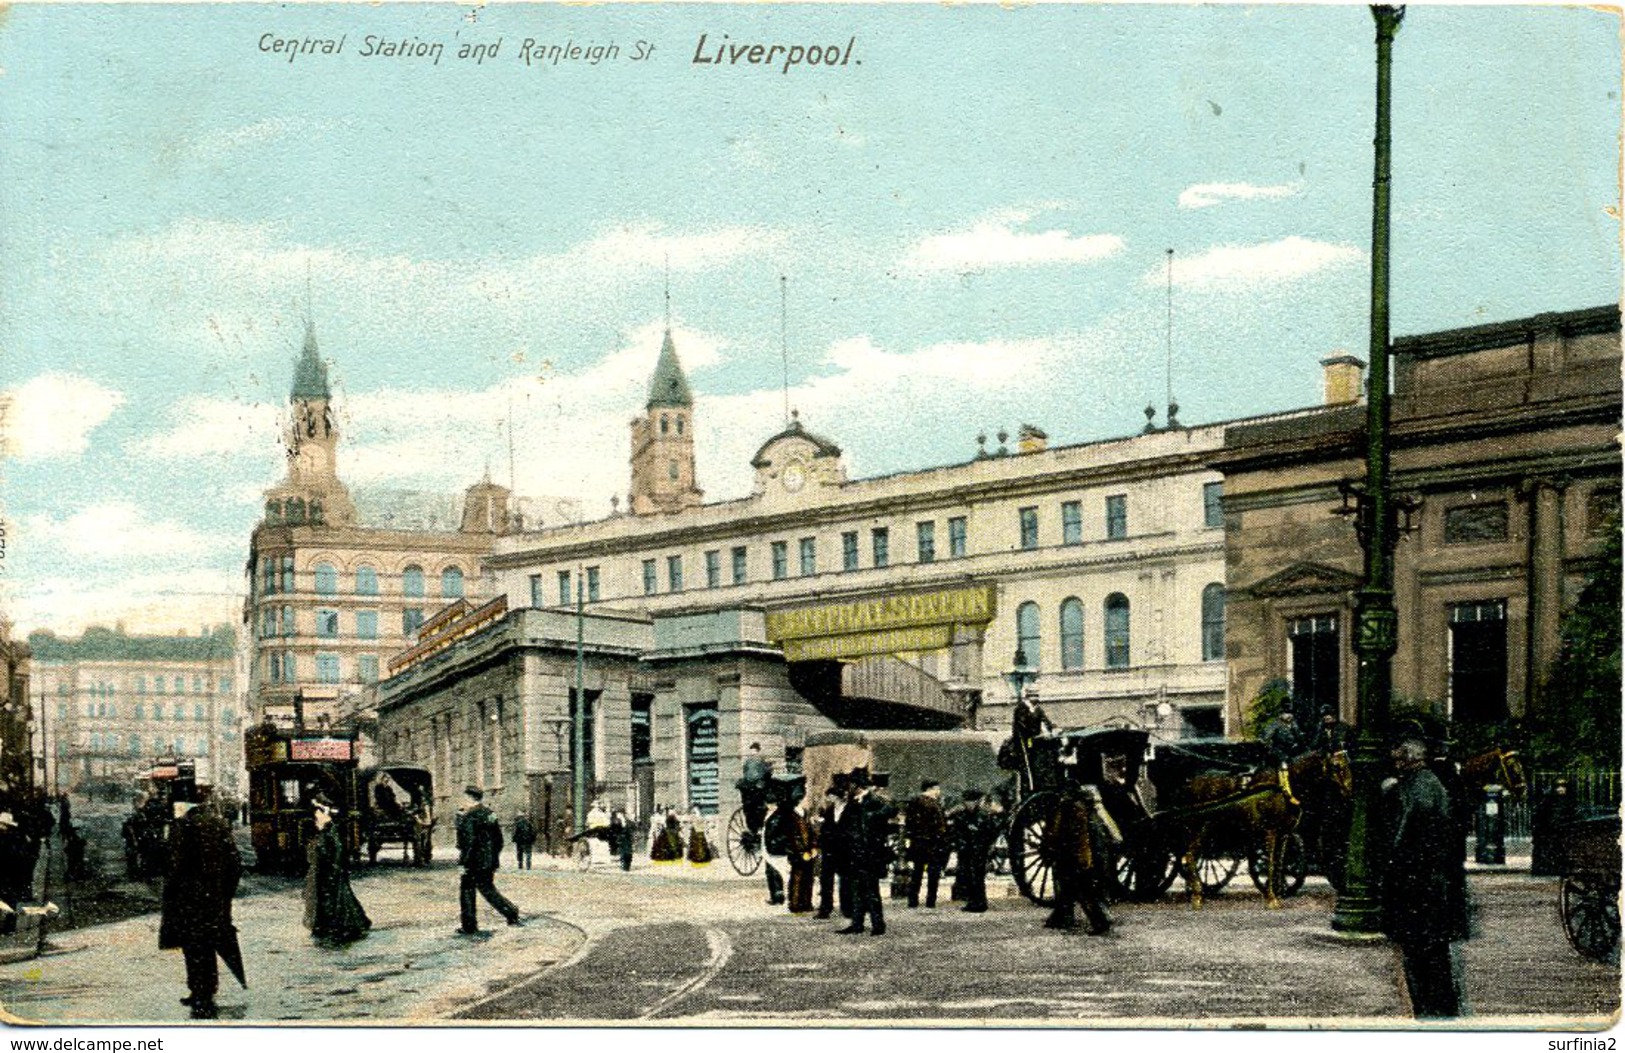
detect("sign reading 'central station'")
[765,585,997,661]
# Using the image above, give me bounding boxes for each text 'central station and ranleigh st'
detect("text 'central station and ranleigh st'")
[256,33,860,73]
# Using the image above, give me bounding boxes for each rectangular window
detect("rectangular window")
[1061,501,1082,545]
[705,550,721,588]
[403,608,425,635]
[315,653,341,684]
[1019,507,1040,550]
[558,570,572,606]
[1203,482,1224,529]
[948,516,967,559]
[630,696,653,763]
[771,541,789,580]
[355,610,378,640]
[1289,615,1340,718]
[260,607,276,639]
[799,537,817,577]
[1105,495,1128,540]
[586,566,601,602]
[667,555,684,593]
[1449,601,1508,723]
[529,574,543,609]
[261,557,276,595]
[220,677,233,695]
[1444,502,1509,544]
[685,703,720,815]
[280,556,295,593]
[281,606,295,637]
[315,609,339,638]
[916,521,936,563]
[642,559,658,596]
[731,547,748,585]
[842,531,859,572]
[872,528,890,568]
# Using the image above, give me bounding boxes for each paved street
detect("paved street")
[3,853,1608,1027]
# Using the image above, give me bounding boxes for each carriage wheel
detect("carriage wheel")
[725,808,763,876]
[1010,792,1059,906]
[1196,852,1241,895]
[1562,874,1621,963]
[1247,832,1308,897]
[1112,845,1176,903]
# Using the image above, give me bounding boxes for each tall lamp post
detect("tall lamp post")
[572,567,587,837]
[1333,3,1405,935]
[1004,646,1038,704]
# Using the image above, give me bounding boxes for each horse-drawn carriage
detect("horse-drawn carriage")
[358,765,435,866]
[1008,727,1351,909]
[1556,809,1621,963]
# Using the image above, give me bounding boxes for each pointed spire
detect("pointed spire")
[291,316,331,401]
[646,328,693,409]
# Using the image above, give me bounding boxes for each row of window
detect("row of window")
[57,675,233,697]
[1018,486,1222,551]
[81,733,212,756]
[259,557,465,600]
[260,606,425,640]
[1012,584,1225,671]
[265,652,380,685]
[532,567,604,608]
[69,701,225,722]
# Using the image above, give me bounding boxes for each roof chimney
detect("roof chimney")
[1320,353,1367,406]
[1017,424,1048,454]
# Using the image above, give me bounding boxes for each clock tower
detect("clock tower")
[262,317,357,527]
[628,328,704,516]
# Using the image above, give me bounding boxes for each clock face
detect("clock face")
[782,462,807,493]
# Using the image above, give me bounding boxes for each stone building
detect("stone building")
[27,625,240,795]
[377,322,1232,832]
[0,622,33,797]
[1212,305,1622,730]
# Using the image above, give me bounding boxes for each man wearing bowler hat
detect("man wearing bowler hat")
[455,785,521,934]
[905,780,947,909]
[837,767,896,936]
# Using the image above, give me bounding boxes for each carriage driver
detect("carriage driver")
[1012,690,1057,792]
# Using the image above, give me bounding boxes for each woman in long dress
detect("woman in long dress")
[686,807,715,866]
[650,808,684,863]
[304,794,371,944]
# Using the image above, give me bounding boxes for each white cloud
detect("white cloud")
[129,396,281,460]
[901,210,1125,275]
[1178,180,1305,210]
[22,501,228,561]
[1,373,125,461]
[6,566,243,638]
[1156,237,1363,291]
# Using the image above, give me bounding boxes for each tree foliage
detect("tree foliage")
[1529,516,1622,773]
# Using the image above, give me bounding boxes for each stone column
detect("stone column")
[1527,478,1566,710]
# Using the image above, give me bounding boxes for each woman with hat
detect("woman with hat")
[304,793,371,944]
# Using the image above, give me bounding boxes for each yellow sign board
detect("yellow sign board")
[766,585,996,661]
[782,625,956,662]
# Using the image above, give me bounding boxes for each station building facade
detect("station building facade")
[1212,305,1622,731]
[376,322,1233,833]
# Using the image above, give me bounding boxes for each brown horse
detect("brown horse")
[1170,751,1352,910]
[1461,748,1527,800]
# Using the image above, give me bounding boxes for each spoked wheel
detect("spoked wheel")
[1562,874,1621,963]
[725,807,763,876]
[1247,832,1308,897]
[1112,845,1176,903]
[1196,852,1241,895]
[1010,791,1059,906]
[573,839,593,871]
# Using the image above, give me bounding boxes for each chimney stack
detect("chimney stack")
[1320,353,1367,406]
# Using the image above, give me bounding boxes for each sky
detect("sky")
[0,2,1618,637]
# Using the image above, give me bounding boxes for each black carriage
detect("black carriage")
[1557,809,1621,963]
[1008,729,1313,907]
[359,765,435,866]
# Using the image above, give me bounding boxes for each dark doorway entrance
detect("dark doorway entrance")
[1450,600,1508,723]
[1289,614,1340,723]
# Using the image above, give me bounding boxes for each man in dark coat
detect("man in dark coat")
[1311,709,1351,755]
[512,813,536,870]
[836,769,895,936]
[738,743,772,840]
[1381,739,1470,1018]
[455,786,521,934]
[1011,693,1055,792]
[1261,710,1305,765]
[953,790,999,912]
[159,799,242,1019]
[814,776,850,920]
[0,811,28,934]
[904,780,947,908]
[304,794,370,944]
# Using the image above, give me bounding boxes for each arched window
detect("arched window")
[441,566,465,599]
[1104,594,1131,669]
[676,415,685,436]
[403,565,425,598]
[1201,584,1226,662]
[314,562,338,596]
[1016,601,1041,670]
[1060,598,1085,670]
[660,414,670,435]
[355,565,379,596]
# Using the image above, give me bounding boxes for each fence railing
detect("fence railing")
[1499,769,1620,842]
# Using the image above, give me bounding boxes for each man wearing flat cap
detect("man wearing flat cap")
[905,780,947,909]
[455,785,521,934]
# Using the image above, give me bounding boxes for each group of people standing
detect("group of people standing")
[0,790,63,934]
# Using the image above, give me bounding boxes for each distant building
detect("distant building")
[27,625,239,796]
[0,621,34,798]
[1213,305,1622,730]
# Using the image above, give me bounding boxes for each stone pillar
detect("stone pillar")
[1527,478,1566,709]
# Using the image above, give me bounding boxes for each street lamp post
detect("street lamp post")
[572,567,587,837]
[1333,3,1405,936]
[1004,646,1037,704]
